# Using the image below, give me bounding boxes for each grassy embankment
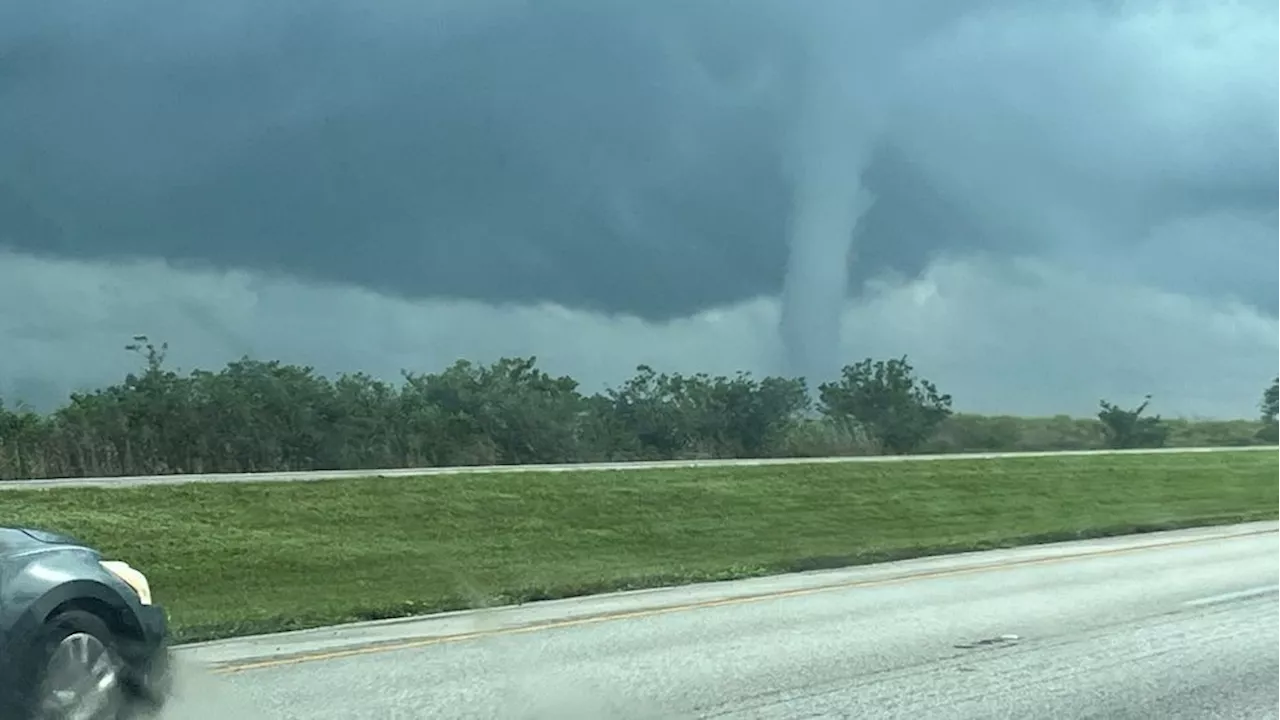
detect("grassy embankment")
[3,450,1276,643]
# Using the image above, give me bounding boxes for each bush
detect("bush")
[0,342,1274,480]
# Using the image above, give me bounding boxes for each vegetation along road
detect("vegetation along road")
[1,348,1275,644]
[159,522,1280,719]
[1,448,1274,644]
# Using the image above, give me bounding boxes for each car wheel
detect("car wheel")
[28,609,129,720]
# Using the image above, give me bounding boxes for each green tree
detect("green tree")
[1257,378,1279,443]
[1261,378,1278,423]
[684,372,810,457]
[817,357,953,454]
[0,398,46,479]
[403,357,585,465]
[1097,395,1168,449]
[602,365,700,460]
[3,337,1271,481]
[205,358,339,471]
[598,368,807,459]
[328,372,400,468]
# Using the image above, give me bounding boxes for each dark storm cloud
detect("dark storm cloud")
[5,0,1271,321]
[12,0,1249,316]
[2,0,801,317]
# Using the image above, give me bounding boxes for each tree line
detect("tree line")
[0,337,1275,480]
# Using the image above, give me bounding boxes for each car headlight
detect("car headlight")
[101,560,153,606]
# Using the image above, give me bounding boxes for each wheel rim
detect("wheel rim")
[37,631,123,720]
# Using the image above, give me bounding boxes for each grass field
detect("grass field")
[2,450,1276,643]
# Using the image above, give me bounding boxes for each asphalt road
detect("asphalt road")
[161,522,1279,719]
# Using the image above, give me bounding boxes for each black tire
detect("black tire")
[17,609,129,720]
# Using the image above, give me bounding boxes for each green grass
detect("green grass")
[3,450,1276,643]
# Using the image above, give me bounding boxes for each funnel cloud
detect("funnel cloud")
[0,0,1275,416]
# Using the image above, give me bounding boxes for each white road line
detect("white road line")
[1,445,1273,489]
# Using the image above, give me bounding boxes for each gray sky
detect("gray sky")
[1,0,1276,417]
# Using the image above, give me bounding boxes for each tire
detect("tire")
[20,609,130,720]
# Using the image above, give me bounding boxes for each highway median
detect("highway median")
[3,449,1276,643]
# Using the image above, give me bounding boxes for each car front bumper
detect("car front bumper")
[120,604,175,710]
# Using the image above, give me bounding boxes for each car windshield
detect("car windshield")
[0,2,1276,719]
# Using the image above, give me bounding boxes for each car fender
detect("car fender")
[1,548,145,646]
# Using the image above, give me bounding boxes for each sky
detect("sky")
[1,0,1276,418]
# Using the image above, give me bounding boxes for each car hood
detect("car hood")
[17,527,85,546]
[0,527,95,559]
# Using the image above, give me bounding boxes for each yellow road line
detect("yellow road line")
[211,526,1278,675]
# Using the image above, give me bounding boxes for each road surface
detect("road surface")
[162,522,1279,719]
[4,445,1270,489]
